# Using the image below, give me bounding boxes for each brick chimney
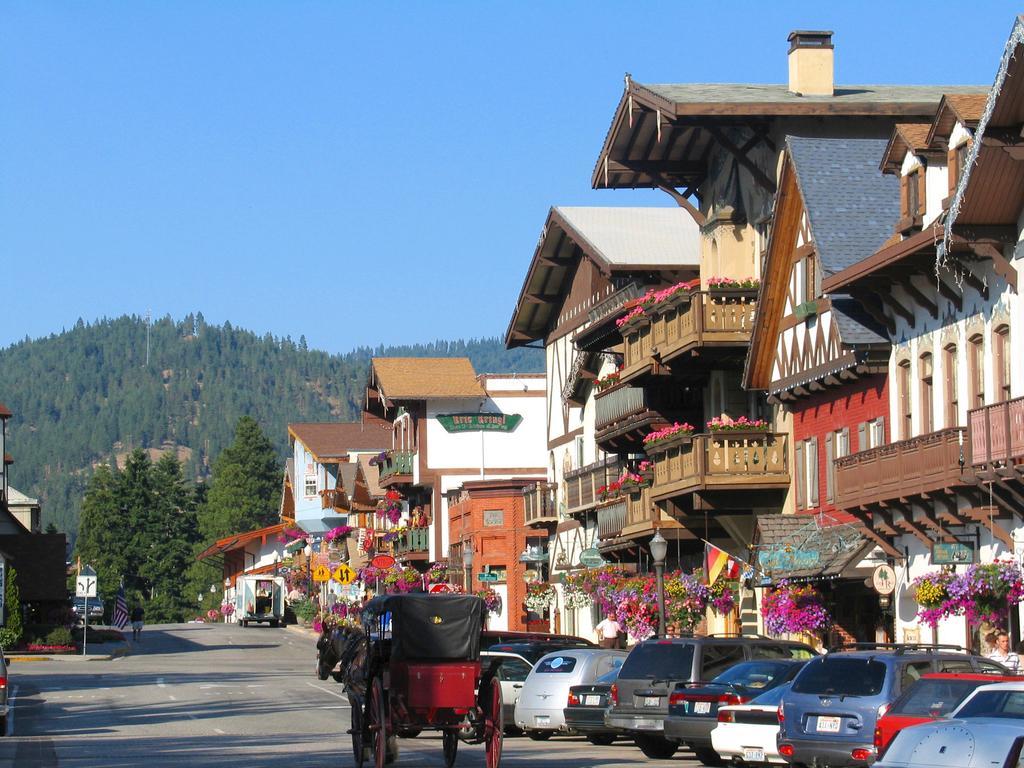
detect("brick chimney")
[787,30,834,96]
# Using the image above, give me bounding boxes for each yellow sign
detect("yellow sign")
[332,564,356,585]
[312,565,332,583]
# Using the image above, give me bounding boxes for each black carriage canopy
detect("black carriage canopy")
[363,594,486,661]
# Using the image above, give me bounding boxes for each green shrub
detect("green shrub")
[46,626,74,646]
[291,598,316,622]
[0,568,23,650]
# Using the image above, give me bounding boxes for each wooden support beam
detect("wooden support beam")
[899,278,939,319]
[914,509,957,543]
[935,276,964,312]
[959,266,989,300]
[853,520,905,560]
[875,290,916,325]
[972,243,1018,292]
[961,506,1014,547]
[894,516,933,547]
[851,291,896,335]
[705,125,777,194]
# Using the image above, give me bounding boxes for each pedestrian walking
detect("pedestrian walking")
[988,631,1021,672]
[130,605,145,642]
[595,612,622,649]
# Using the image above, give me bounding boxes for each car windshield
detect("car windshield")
[891,679,986,717]
[711,661,795,689]
[955,689,1024,718]
[619,642,695,680]
[749,682,792,706]
[792,658,887,696]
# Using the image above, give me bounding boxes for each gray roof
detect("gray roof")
[830,295,888,346]
[787,136,900,277]
[755,514,869,582]
[554,207,700,268]
[642,83,986,109]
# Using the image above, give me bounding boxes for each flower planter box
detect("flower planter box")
[643,431,694,455]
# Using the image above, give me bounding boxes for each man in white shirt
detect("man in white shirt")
[987,631,1021,673]
[595,612,622,649]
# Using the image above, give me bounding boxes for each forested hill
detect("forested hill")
[0,314,543,538]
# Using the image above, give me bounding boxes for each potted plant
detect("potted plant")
[706,415,770,433]
[642,422,695,453]
[761,580,831,637]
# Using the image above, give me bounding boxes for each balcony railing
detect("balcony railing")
[968,396,1024,466]
[595,385,647,430]
[620,290,757,381]
[378,450,415,485]
[320,487,349,511]
[394,527,430,556]
[564,457,624,515]
[524,482,558,526]
[651,432,789,501]
[834,427,965,510]
[597,500,627,539]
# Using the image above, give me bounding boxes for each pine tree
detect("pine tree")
[142,453,199,622]
[75,464,128,608]
[0,567,23,649]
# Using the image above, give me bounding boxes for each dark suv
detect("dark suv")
[777,643,1009,768]
[605,635,817,760]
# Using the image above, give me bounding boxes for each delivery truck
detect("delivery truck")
[235,575,285,627]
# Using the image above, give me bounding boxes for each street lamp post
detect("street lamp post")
[462,541,474,592]
[649,530,668,639]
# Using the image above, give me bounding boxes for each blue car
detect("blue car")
[777,644,1008,768]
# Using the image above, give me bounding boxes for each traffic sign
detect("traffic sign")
[371,554,396,569]
[332,564,357,585]
[477,572,498,582]
[312,565,332,583]
[76,566,98,598]
[428,583,454,594]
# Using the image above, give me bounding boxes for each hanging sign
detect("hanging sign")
[437,413,523,433]
[579,548,606,568]
[871,564,897,596]
[371,554,396,569]
[932,541,975,565]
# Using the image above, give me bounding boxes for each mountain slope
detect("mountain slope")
[0,314,542,537]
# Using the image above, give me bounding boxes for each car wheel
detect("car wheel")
[0,714,6,736]
[634,734,678,759]
[694,747,725,766]
[527,730,552,741]
[587,734,616,746]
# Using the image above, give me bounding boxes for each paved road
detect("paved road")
[0,623,703,767]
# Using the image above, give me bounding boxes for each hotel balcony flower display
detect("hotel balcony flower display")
[595,370,622,392]
[615,305,647,329]
[614,280,703,329]
[913,561,1024,627]
[761,580,831,636]
[642,422,695,452]
[706,415,769,432]
[597,469,650,502]
[707,276,760,291]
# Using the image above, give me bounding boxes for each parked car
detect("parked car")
[777,644,1007,768]
[874,672,1024,756]
[873,717,1024,768]
[564,666,624,745]
[711,682,794,766]
[0,647,8,736]
[71,596,104,624]
[481,650,534,731]
[605,635,816,760]
[514,648,626,740]
[950,679,1024,718]
[487,640,597,666]
[481,630,595,650]
[666,658,807,765]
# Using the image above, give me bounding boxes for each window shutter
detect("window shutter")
[947,148,957,196]
[794,441,805,510]
[825,432,834,504]
[917,169,927,216]
[875,416,886,446]
[808,437,819,507]
[900,176,909,218]
[858,422,867,451]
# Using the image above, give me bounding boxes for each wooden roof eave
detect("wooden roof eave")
[822,224,942,294]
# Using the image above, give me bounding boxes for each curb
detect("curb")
[9,642,131,662]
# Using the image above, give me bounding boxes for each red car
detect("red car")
[874,672,1024,756]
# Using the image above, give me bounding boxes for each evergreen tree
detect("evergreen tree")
[75,464,128,608]
[0,567,23,649]
[142,453,199,622]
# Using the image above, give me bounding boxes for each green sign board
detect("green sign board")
[932,541,975,565]
[477,572,499,582]
[579,548,606,568]
[437,413,523,433]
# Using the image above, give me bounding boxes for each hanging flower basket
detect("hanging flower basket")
[525,583,556,612]
[761,580,831,636]
[915,560,1024,627]
[475,587,502,614]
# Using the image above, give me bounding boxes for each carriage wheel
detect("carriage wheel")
[350,699,366,768]
[442,729,459,768]
[484,677,503,768]
[370,678,388,768]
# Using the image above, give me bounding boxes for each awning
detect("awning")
[752,513,870,584]
[294,507,348,535]
[284,538,307,554]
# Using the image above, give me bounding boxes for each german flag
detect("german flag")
[704,542,740,586]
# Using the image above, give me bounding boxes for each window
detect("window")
[944,344,959,427]
[793,255,814,306]
[619,642,695,680]
[995,326,1011,402]
[920,353,934,433]
[858,418,885,451]
[792,658,887,696]
[969,334,985,409]
[495,658,532,683]
[700,645,747,680]
[899,661,933,693]
[795,437,818,509]
[899,360,913,439]
[949,141,970,196]
[536,655,579,674]
[902,169,924,227]
[304,476,317,497]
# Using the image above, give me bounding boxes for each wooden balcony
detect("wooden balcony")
[564,458,624,515]
[834,427,965,511]
[378,450,415,487]
[320,487,350,511]
[620,290,757,383]
[523,482,558,526]
[597,499,627,539]
[594,382,698,452]
[394,527,430,559]
[968,396,1024,467]
[598,486,686,542]
[650,432,790,502]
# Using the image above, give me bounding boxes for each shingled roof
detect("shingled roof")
[370,358,484,401]
[754,514,869,582]
[288,420,393,461]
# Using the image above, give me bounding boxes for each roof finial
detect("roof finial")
[624,72,632,89]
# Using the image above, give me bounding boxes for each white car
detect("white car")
[514,648,626,739]
[710,682,791,765]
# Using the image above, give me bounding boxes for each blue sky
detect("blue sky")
[0,2,1014,354]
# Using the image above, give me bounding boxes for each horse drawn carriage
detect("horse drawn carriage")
[342,593,503,768]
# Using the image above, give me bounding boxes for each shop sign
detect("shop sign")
[932,541,975,565]
[437,413,523,433]
[757,546,820,573]
[871,564,897,595]
[579,548,606,568]
[477,572,498,582]
[371,554,396,569]
[483,510,504,527]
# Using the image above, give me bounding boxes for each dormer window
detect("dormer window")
[900,168,925,234]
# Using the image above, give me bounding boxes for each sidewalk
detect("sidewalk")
[285,623,319,640]
[8,641,131,663]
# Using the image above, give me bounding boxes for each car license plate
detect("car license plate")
[584,695,600,706]
[743,748,765,762]
[643,696,660,707]
[694,701,711,714]
[534,715,550,725]
[817,716,841,733]
[633,718,662,730]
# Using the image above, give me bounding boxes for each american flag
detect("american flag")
[112,583,129,629]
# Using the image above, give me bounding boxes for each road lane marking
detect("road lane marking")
[157,678,166,688]
[245,685,265,688]
[214,728,225,734]
[306,682,351,702]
